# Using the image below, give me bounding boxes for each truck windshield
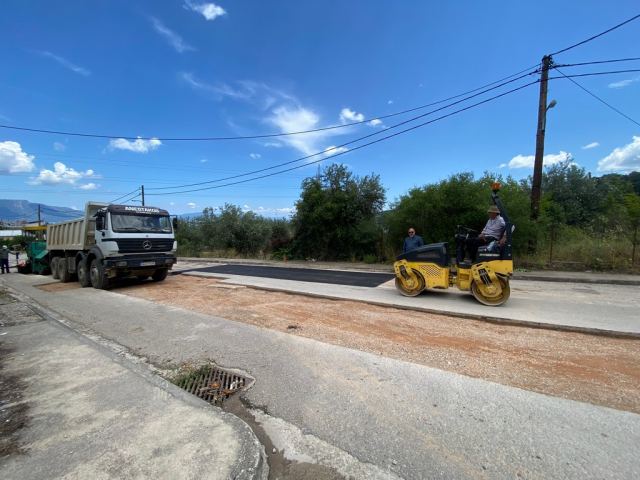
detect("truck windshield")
[110,214,172,233]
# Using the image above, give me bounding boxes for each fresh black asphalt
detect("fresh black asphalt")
[180,264,394,287]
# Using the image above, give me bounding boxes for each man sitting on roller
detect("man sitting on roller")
[462,205,506,262]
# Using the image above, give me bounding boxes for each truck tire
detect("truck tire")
[59,258,70,283]
[51,257,60,279]
[151,268,168,282]
[90,258,110,290]
[77,260,91,288]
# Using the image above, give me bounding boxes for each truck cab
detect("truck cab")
[93,205,177,280]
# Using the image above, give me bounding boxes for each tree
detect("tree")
[292,164,385,260]
[624,194,640,266]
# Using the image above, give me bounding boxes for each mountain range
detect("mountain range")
[0,200,82,225]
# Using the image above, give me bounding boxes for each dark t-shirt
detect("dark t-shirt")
[403,235,424,253]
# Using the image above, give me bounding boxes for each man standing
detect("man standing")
[0,245,10,274]
[465,205,506,261]
[403,227,424,253]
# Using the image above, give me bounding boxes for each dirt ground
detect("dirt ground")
[42,275,640,414]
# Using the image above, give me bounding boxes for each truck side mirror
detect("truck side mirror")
[172,217,179,231]
[96,216,104,231]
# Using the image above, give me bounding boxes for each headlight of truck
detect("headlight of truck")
[172,241,177,251]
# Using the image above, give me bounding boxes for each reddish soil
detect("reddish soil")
[108,276,639,413]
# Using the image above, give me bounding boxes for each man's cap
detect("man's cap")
[2,245,7,249]
[487,205,500,214]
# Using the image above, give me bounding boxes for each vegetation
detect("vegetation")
[176,162,640,272]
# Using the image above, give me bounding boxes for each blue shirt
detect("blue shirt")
[403,235,424,253]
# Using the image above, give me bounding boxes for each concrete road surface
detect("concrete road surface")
[175,261,640,336]
[3,273,639,480]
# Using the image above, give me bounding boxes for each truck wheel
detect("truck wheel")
[151,269,168,282]
[51,257,60,279]
[77,260,91,288]
[59,258,70,283]
[90,258,109,290]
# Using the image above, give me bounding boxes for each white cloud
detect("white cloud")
[187,202,197,209]
[368,119,384,127]
[323,146,349,157]
[181,74,295,109]
[506,151,572,169]
[608,77,639,89]
[184,1,226,20]
[498,163,507,169]
[339,108,365,123]
[37,51,90,76]
[151,17,195,53]
[582,142,599,150]
[169,202,175,206]
[109,137,162,153]
[79,182,99,190]
[200,158,208,163]
[263,142,282,148]
[245,205,296,217]
[249,153,261,159]
[597,136,640,173]
[53,141,66,152]
[0,141,36,174]
[31,162,95,185]
[387,100,393,105]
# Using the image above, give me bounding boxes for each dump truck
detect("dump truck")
[47,202,177,289]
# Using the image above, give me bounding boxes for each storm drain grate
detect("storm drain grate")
[175,365,248,406]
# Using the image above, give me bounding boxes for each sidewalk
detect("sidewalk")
[0,286,267,480]
[179,256,640,286]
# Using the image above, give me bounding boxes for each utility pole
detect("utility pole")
[530,55,553,220]
[38,204,41,226]
[141,185,145,206]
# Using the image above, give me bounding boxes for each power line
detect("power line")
[111,187,140,203]
[551,13,640,55]
[148,80,538,196]
[0,66,538,142]
[553,67,640,128]
[548,68,640,80]
[147,72,538,192]
[554,57,640,68]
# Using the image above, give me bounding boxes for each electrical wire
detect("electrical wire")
[147,80,538,196]
[551,13,640,55]
[554,57,640,68]
[0,66,539,142]
[147,72,538,192]
[548,68,640,80]
[110,187,140,203]
[553,67,640,128]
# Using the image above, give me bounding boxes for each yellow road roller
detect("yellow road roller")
[393,184,513,306]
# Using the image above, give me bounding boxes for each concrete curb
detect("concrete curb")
[182,271,640,340]
[2,283,269,480]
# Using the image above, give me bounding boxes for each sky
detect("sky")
[1,1,639,220]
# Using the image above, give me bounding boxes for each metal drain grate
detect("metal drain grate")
[175,365,248,406]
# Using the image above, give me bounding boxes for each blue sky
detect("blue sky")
[1,1,639,218]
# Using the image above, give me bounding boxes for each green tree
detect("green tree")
[292,164,385,260]
[624,194,640,265]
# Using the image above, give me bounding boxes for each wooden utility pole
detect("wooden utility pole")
[530,55,553,220]
[37,204,41,226]
[141,185,145,206]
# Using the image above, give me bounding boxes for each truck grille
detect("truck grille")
[115,238,174,253]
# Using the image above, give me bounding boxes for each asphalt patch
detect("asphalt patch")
[183,264,394,287]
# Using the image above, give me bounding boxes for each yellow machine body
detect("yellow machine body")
[393,258,513,306]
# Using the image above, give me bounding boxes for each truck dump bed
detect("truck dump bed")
[47,202,108,251]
